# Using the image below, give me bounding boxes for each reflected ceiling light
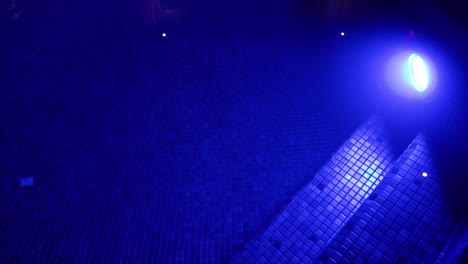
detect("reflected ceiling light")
[408,54,429,92]
[422,172,428,177]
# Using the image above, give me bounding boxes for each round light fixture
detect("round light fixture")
[408,54,429,92]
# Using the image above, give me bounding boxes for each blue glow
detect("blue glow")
[408,54,429,92]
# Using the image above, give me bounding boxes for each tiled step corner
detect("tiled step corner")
[229,116,397,263]
[317,133,465,264]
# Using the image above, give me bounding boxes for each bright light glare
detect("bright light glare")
[162,33,167,37]
[341,32,345,36]
[422,172,428,177]
[408,54,429,92]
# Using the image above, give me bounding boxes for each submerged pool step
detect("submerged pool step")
[230,116,397,263]
[317,134,466,264]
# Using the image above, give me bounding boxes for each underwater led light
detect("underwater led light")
[408,54,430,92]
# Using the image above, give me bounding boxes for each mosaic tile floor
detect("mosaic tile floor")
[1,6,368,263]
[2,2,467,263]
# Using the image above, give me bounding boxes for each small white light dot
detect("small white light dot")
[341,32,345,36]
[422,172,428,177]
[162,33,166,37]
